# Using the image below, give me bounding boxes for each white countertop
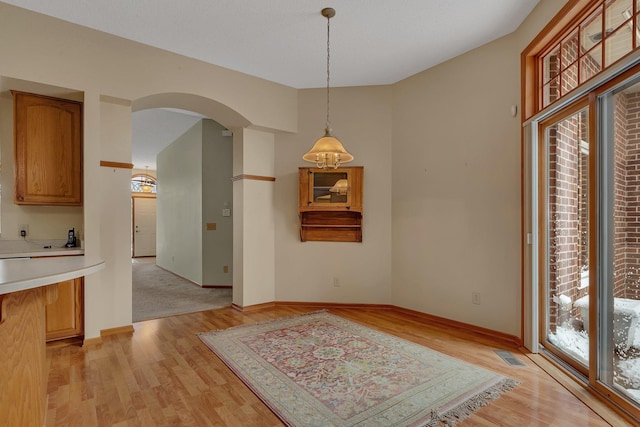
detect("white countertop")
[0,255,104,295]
[0,239,83,258]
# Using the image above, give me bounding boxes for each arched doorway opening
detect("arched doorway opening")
[130,93,249,321]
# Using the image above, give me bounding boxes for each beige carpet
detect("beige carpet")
[132,260,232,322]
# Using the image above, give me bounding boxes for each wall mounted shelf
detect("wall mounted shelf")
[298,166,363,242]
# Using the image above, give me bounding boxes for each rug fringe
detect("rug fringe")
[196,309,328,335]
[425,378,520,427]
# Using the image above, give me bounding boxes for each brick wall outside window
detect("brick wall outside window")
[620,92,640,300]
[548,92,640,334]
[548,113,585,330]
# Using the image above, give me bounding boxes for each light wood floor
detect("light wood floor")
[45,306,626,426]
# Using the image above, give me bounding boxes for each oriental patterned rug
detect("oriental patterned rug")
[198,311,518,426]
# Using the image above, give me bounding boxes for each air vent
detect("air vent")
[494,350,525,366]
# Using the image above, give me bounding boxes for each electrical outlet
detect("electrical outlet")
[333,277,340,287]
[18,224,28,238]
[472,292,481,305]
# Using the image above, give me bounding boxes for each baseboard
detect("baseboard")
[82,303,518,348]
[276,301,395,310]
[232,302,276,312]
[82,336,102,346]
[202,285,232,289]
[390,305,522,347]
[269,301,521,347]
[102,325,135,336]
[83,324,135,346]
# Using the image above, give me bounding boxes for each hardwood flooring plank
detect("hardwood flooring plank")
[45,306,623,426]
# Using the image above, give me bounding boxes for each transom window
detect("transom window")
[131,174,157,193]
[540,0,640,110]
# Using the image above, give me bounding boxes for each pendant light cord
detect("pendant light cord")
[325,12,331,133]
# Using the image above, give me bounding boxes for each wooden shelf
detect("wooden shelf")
[301,224,362,228]
[298,208,362,242]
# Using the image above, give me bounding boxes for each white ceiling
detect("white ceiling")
[131,109,206,170]
[2,0,540,169]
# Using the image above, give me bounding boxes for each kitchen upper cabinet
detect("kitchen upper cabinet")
[45,277,83,342]
[12,91,83,206]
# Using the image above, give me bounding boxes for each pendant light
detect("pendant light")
[302,7,353,169]
[140,166,154,193]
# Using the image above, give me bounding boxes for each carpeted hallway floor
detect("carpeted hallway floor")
[132,258,232,322]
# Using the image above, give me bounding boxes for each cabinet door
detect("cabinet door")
[45,278,83,341]
[13,91,83,205]
[299,166,363,211]
[298,166,364,242]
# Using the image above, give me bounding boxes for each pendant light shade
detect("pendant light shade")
[302,128,354,169]
[303,7,353,169]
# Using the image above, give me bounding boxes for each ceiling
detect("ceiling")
[2,0,540,169]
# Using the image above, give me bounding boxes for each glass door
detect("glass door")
[598,79,640,408]
[538,78,640,414]
[533,53,640,423]
[539,102,591,372]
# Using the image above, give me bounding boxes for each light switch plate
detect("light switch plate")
[222,208,231,217]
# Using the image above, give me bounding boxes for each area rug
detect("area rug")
[198,311,519,426]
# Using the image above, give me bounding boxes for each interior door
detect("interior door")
[133,196,156,257]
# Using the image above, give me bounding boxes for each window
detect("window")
[131,174,157,194]
[531,0,640,113]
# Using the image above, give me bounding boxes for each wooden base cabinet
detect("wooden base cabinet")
[45,277,83,341]
[0,288,49,426]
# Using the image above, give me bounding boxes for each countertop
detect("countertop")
[0,255,104,295]
[0,239,83,258]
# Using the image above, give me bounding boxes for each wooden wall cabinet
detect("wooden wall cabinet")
[45,277,84,342]
[12,91,83,206]
[298,166,363,242]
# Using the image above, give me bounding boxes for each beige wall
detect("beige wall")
[157,121,204,283]
[132,168,156,179]
[202,120,233,286]
[156,120,233,286]
[156,119,233,286]
[391,0,567,336]
[274,86,393,303]
[0,80,83,241]
[91,96,134,331]
[233,128,276,307]
[0,0,568,338]
[0,4,297,134]
[391,33,523,335]
[0,2,296,338]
